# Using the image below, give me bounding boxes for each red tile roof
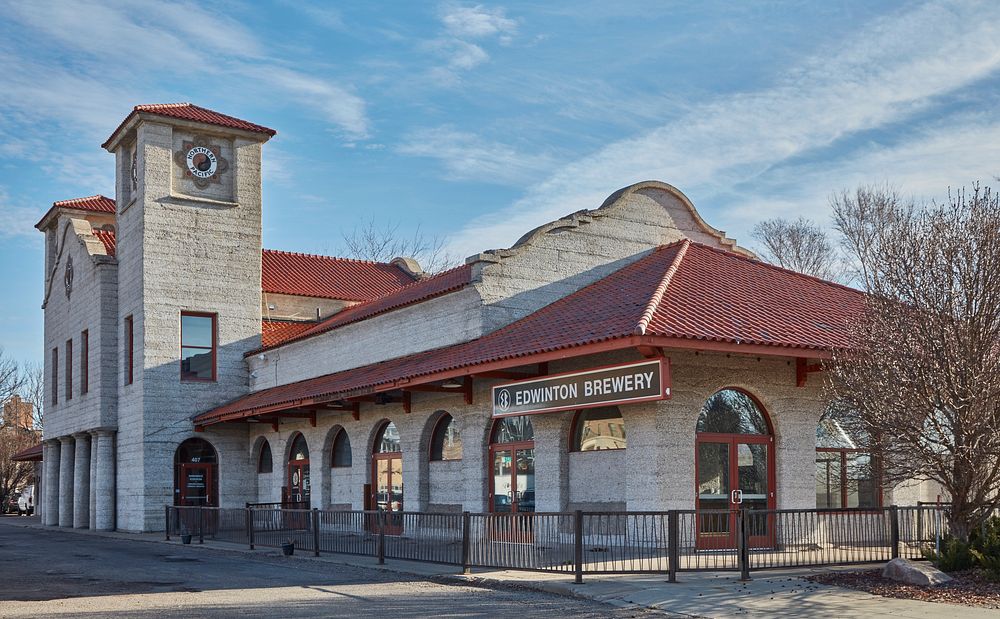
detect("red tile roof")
[251,263,474,355]
[36,195,116,229]
[262,249,418,302]
[93,228,116,256]
[262,320,317,348]
[195,241,864,425]
[11,443,42,462]
[103,103,275,149]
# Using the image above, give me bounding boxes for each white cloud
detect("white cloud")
[397,126,555,185]
[0,187,45,240]
[441,4,518,41]
[444,0,1000,259]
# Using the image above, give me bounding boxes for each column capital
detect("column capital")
[59,435,74,445]
[72,431,92,440]
[94,427,117,438]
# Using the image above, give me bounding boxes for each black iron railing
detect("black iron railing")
[165,505,949,583]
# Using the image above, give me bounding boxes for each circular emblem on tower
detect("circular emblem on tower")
[173,135,230,190]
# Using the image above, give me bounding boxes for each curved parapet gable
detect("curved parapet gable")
[471,180,756,332]
[41,218,116,310]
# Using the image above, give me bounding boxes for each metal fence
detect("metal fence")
[165,505,949,583]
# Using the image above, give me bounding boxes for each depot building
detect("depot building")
[31,103,938,534]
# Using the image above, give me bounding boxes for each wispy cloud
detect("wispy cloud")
[429,3,518,76]
[444,0,1000,259]
[0,187,45,240]
[397,126,555,185]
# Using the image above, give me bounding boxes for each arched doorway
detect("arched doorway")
[286,433,310,507]
[371,421,403,533]
[174,438,218,507]
[489,416,535,514]
[695,389,775,548]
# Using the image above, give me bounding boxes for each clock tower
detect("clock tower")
[102,104,274,531]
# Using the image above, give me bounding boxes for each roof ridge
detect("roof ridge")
[262,248,398,268]
[53,195,115,206]
[135,102,192,110]
[634,240,690,335]
[684,240,863,295]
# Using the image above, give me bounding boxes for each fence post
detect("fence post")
[890,505,900,559]
[574,510,584,584]
[198,505,205,544]
[461,511,471,575]
[165,505,171,541]
[248,507,255,550]
[737,509,751,582]
[667,510,678,583]
[377,510,386,565]
[312,508,320,557]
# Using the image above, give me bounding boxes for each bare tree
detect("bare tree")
[338,217,458,275]
[0,423,38,511]
[21,362,44,431]
[751,217,844,281]
[0,348,23,407]
[826,184,1000,540]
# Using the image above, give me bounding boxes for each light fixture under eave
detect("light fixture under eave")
[246,418,260,423]
[440,378,463,388]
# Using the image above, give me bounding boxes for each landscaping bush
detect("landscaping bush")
[970,517,1000,581]
[926,536,976,572]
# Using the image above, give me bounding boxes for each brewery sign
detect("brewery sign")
[492,359,670,418]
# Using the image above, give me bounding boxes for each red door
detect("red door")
[287,460,310,507]
[372,452,403,535]
[488,442,535,541]
[179,463,214,506]
[696,435,775,549]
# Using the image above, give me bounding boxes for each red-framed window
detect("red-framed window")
[51,347,58,406]
[815,448,882,509]
[65,338,73,401]
[570,406,626,451]
[80,330,89,395]
[124,315,134,386]
[180,312,217,382]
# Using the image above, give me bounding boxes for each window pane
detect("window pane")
[332,431,352,467]
[491,416,533,443]
[376,422,400,453]
[181,314,213,348]
[258,442,273,474]
[815,452,842,509]
[289,434,309,461]
[846,453,878,508]
[431,415,462,461]
[574,406,626,451]
[697,390,769,435]
[181,348,213,380]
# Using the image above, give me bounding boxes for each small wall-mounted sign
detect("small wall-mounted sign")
[492,358,670,418]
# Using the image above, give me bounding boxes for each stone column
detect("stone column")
[89,431,99,530]
[58,437,75,527]
[531,414,570,512]
[94,430,116,531]
[73,433,91,528]
[42,440,60,526]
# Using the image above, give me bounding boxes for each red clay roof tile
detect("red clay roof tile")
[92,228,116,256]
[262,249,418,302]
[251,263,473,354]
[195,241,865,425]
[262,320,317,348]
[35,195,116,229]
[103,103,275,149]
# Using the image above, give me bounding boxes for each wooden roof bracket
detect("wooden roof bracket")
[796,357,823,387]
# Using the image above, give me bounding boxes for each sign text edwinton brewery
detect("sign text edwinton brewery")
[492,359,670,417]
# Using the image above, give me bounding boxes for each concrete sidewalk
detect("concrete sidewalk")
[5,516,991,618]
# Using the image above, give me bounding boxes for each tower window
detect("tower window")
[181,312,217,381]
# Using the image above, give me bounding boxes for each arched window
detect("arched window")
[374,421,401,453]
[430,413,462,461]
[696,389,770,435]
[572,406,626,451]
[289,433,309,461]
[491,415,534,444]
[331,429,352,468]
[257,440,273,474]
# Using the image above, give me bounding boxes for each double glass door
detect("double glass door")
[287,461,310,507]
[696,436,773,549]
[372,453,403,534]
[490,445,535,514]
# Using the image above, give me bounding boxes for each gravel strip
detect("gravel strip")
[806,568,1000,609]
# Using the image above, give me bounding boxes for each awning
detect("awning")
[11,443,42,462]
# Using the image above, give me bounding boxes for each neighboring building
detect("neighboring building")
[36,103,934,534]
[3,395,34,430]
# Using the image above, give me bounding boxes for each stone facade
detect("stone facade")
[37,104,920,534]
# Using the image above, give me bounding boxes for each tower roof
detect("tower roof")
[103,103,276,150]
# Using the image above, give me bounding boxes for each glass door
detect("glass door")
[287,461,311,506]
[179,463,213,506]
[696,437,774,549]
[373,454,403,534]
[489,445,534,541]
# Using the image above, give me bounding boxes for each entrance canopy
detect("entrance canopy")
[194,241,864,428]
[11,443,42,462]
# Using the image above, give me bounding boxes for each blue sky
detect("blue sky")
[2,1,1000,365]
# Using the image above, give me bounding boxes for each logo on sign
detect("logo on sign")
[497,389,511,412]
